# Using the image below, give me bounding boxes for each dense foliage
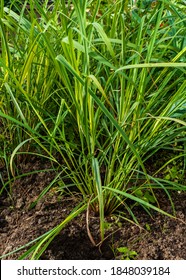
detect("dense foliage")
[0,0,186,259]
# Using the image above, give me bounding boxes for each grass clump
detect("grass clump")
[0,0,186,259]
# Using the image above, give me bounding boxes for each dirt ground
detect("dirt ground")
[0,158,186,260]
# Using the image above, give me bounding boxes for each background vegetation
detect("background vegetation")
[0,0,186,259]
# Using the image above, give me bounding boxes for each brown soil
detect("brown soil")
[0,159,186,260]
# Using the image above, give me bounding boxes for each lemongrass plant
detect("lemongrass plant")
[0,0,186,259]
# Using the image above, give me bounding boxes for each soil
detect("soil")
[0,158,186,260]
